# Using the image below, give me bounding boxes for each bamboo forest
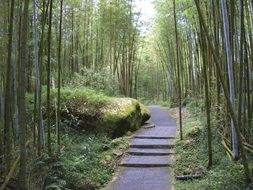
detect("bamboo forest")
[1,0,253,189]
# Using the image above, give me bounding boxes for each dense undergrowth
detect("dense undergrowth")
[25,87,149,189]
[41,129,129,190]
[29,119,131,190]
[174,100,253,190]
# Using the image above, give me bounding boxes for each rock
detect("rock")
[111,137,123,145]
[113,150,123,157]
[57,180,67,187]
[44,184,62,190]
[126,131,132,136]
[143,123,155,129]
[182,139,195,147]
[100,154,112,165]
[37,87,151,137]
[140,103,151,124]
[102,98,143,137]
[51,161,64,170]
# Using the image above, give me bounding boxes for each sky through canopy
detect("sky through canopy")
[134,0,156,34]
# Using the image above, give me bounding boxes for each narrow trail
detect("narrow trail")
[105,106,178,190]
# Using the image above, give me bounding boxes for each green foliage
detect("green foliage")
[68,70,119,96]
[45,129,129,189]
[137,98,171,108]
[174,105,250,190]
[26,86,110,118]
[185,125,201,138]
[27,87,150,136]
[157,100,171,108]
[186,98,205,114]
[26,93,36,118]
[51,87,110,107]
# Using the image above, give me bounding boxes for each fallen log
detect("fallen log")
[0,141,30,190]
[176,174,203,180]
[221,139,233,160]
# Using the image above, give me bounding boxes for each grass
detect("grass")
[25,87,151,189]
[157,100,171,107]
[137,98,171,108]
[26,87,110,118]
[43,128,129,190]
[174,104,252,190]
[26,87,143,189]
[27,87,149,137]
[52,87,110,107]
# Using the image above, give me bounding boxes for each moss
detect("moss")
[103,98,143,137]
[140,103,151,124]
[51,87,110,108]
[27,87,149,137]
[185,126,201,138]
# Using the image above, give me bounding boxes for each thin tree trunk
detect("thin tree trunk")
[32,0,39,147]
[4,0,15,173]
[56,0,63,147]
[173,0,183,140]
[200,24,212,168]
[194,0,252,182]
[238,0,245,142]
[37,0,49,155]
[11,0,20,141]
[47,0,53,156]
[221,0,239,159]
[19,0,29,188]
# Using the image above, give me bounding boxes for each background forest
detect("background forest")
[0,0,253,189]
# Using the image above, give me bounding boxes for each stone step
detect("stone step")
[127,148,175,156]
[135,127,177,139]
[120,155,174,167]
[143,123,155,129]
[110,167,173,190]
[130,138,174,149]
[134,136,174,139]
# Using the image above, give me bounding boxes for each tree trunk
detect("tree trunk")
[47,0,53,156]
[221,0,239,159]
[19,0,29,188]
[173,0,183,140]
[4,0,15,173]
[56,0,63,147]
[194,0,252,182]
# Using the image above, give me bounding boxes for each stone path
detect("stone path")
[105,106,178,190]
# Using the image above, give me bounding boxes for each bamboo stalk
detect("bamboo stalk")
[0,155,20,190]
[194,0,252,182]
[221,140,233,159]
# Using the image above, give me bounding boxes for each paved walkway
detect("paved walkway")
[105,106,178,190]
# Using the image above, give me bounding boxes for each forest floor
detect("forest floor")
[31,128,130,190]
[105,106,178,190]
[31,100,252,190]
[169,104,252,190]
